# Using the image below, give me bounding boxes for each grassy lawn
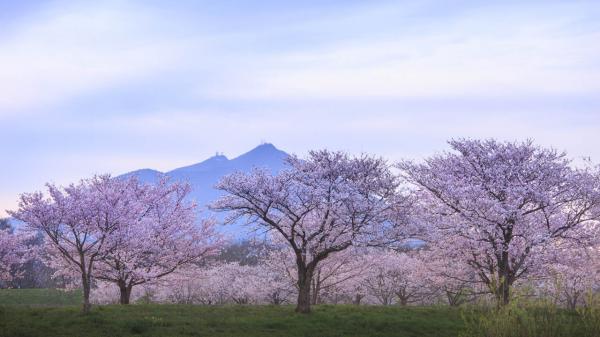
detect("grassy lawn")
[0,301,463,337]
[1,289,598,337]
[0,288,464,337]
[0,288,81,306]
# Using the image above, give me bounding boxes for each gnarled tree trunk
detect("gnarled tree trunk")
[81,274,92,313]
[310,269,322,305]
[496,250,512,307]
[296,263,314,314]
[118,281,133,305]
[353,294,364,305]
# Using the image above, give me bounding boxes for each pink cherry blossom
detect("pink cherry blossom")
[212,150,411,313]
[10,174,222,312]
[398,139,600,305]
[0,227,32,284]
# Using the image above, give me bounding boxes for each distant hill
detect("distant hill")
[120,143,289,237]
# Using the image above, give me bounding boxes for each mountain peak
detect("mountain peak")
[118,144,289,237]
[120,168,164,183]
[245,143,283,155]
[207,153,229,161]
[168,153,230,176]
[256,142,276,149]
[233,143,287,162]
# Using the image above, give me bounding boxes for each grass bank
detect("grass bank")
[0,304,463,337]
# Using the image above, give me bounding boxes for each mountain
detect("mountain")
[122,168,164,183]
[119,143,289,237]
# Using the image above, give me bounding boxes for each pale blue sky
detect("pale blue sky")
[1,0,600,215]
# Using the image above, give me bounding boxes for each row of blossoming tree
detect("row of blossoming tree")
[7,176,222,312]
[3,138,600,314]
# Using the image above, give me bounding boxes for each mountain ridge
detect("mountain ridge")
[122,143,288,181]
[120,143,289,237]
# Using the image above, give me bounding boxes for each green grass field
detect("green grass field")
[1,289,598,337]
[0,288,81,306]
[0,289,465,336]
[0,304,464,337]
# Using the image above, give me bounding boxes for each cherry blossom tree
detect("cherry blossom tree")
[145,262,293,305]
[262,245,373,305]
[212,150,410,313]
[362,250,426,306]
[155,266,209,305]
[225,263,273,304]
[92,178,222,305]
[173,265,232,305]
[398,139,600,306]
[10,174,222,311]
[10,175,137,313]
[540,244,600,309]
[256,255,296,305]
[91,279,157,305]
[420,248,480,306]
[0,226,32,285]
[309,248,373,305]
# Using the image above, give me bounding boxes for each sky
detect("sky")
[1,0,600,216]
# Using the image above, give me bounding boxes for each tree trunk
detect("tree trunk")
[498,272,510,306]
[496,251,512,306]
[119,281,133,305]
[446,290,463,307]
[310,271,321,305]
[501,281,510,306]
[295,265,314,314]
[81,274,92,313]
[396,289,409,306]
[566,292,579,310]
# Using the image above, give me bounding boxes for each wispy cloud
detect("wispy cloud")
[200,1,600,99]
[1,0,600,215]
[0,2,202,115]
